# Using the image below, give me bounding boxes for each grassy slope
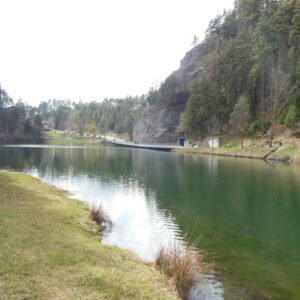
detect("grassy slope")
[177,138,273,159]
[0,171,177,300]
[44,131,102,145]
[268,143,300,163]
[177,144,272,159]
[178,134,300,164]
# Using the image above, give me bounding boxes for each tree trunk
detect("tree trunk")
[270,108,276,148]
[269,122,274,148]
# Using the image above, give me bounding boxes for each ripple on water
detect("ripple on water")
[189,274,224,300]
[0,145,226,299]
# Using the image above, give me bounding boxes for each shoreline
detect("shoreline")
[1,146,299,299]
[0,170,177,299]
[43,130,103,145]
[175,143,300,164]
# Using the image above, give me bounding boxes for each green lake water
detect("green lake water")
[0,145,300,299]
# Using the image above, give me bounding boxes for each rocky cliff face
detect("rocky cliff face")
[172,41,208,86]
[133,42,208,143]
[133,103,185,144]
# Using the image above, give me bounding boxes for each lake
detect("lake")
[1,145,300,299]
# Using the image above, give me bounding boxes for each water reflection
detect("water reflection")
[1,145,300,299]
[0,145,186,260]
[0,145,224,299]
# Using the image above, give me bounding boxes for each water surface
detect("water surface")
[1,145,300,299]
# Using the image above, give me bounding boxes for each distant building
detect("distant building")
[203,137,220,149]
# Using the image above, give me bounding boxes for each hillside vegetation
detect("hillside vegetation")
[1,0,299,146]
[37,97,145,140]
[135,0,300,144]
[0,86,43,144]
[180,0,300,144]
[38,0,300,145]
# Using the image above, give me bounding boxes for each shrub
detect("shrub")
[155,243,209,299]
[89,204,112,233]
[247,120,270,137]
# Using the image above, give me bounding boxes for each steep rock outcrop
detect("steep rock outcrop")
[133,42,208,143]
[133,103,185,143]
[172,41,208,86]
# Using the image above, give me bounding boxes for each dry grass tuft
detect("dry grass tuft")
[155,243,210,299]
[89,204,113,232]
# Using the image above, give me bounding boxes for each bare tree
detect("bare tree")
[191,35,199,47]
[229,95,250,148]
[267,65,289,147]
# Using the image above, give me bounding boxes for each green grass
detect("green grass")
[268,144,300,163]
[0,170,177,300]
[181,134,300,164]
[44,131,102,145]
[278,145,298,155]
[178,142,272,159]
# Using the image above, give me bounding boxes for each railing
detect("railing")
[106,139,182,149]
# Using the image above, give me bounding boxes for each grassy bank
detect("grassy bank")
[176,144,272,160]
[177,135,300,164]
[44,131,102,145]
[0,171,177,299]
[268,143,300,164]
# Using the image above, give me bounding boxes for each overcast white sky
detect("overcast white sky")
[0,0,234,106]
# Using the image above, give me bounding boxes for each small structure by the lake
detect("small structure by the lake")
[202,137,220,149]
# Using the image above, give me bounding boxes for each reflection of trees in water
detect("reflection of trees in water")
[1,146,300,259]
[2,146,300,297]
[0,147,42,170]
[1,145,300,295]
[1,146,300,250]
[0,147,136,183]
[132,152,300,259]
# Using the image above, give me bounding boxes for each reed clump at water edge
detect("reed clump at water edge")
[89,204,113,233]
[155,243,210,300]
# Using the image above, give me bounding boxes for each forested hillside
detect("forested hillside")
[0,86,43,144]
[181,0,300,141]
[134,0,300,143]
[37,96,146,139]
[2,0,299,145]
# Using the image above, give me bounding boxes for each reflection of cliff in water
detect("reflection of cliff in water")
[0,146,189,261]
[1,145,300,300]
[1,145,300,254]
